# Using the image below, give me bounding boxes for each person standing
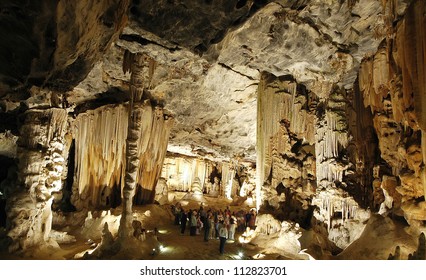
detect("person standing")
[204,212,212,242]
[208,213,215,240]
[218,220,228,254]
[228,215,236,241]
[190,210,198,236]
[180,209,188,235]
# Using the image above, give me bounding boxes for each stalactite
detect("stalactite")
[71,102,173,209]
[256,73,315,210]
[72,104,128,208]
[395,0,426,131]
[315,89,349,191]
[161,156,212,193]
[221,162,233,198]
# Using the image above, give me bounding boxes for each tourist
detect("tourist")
[218,220,228,254]
[180,209,188,235]
[228,214,236,240]
[196,213,203,235]
[190,210,198,236]
[174,203,182,225]
[249,209,256,230]
[203,212,211,241]
[208,212,215,240]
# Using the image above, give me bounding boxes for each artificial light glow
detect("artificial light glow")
[246,197,253,205]
[239,227,256,244]
[253,253,265,259]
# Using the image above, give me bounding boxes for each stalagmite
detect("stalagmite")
[422,131,426,199]
[119,51,158,238]
[8,108,68,250]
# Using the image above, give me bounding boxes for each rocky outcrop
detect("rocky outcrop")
[8,108,68,251]
[0,0,128,92]
[256,73,316,226]
[358,0,426,228]
[128,0,263,52]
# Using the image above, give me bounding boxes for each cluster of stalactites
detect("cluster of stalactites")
[315,90,349,190]
[312,192,360,231]
[72,102,172,208]
[222,162,236,199]
[161,157,211,193]
[256,74,315,209]
[358,0,426,200]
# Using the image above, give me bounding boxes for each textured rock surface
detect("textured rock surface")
[358,0,426,226]
[7,108,68,251]
[0,0,128,92]
[0,0,425,259]
[72,102,172,210]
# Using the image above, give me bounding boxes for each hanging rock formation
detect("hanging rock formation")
[71,102,172,211]
[358,0,426,230]
[0,0,425,260]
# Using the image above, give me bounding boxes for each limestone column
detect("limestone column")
[8,108,68,251]
[119,51,154,238]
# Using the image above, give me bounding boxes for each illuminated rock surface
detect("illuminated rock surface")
[0,0,425,260]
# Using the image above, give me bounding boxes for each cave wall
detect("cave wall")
[256,72,317,227]
[256,0,424,250]
[358,0,426,228]
[161,154,256,200]
[7,108,69,251]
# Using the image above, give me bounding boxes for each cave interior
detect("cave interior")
[0,0,425,260]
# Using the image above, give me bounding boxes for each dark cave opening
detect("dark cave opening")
[133,186,154,205]
[209,165,222,184]
[59,140,76,212]
[0,155,15,228]
[0,198,5,228]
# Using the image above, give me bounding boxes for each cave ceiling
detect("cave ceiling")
[0,0,412,161]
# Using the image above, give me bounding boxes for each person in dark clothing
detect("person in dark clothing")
[203,212,212,242]
[245,211,251,228]
[180,210,188,235]
[214,211,219,238]
[174,205,181,225]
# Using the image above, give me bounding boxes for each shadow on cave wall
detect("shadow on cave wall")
[0,155,15,228]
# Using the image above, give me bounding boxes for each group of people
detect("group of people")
[171,204,257,254]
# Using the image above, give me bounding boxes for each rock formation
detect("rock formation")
[0,0,425,259]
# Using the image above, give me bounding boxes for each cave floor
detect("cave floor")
[0,193,417,260]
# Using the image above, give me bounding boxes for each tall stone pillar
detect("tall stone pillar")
[8,108,68,251]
